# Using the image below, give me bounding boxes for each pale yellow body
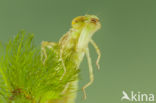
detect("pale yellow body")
[41,15,101,103]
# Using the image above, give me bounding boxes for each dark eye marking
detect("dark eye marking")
[91,18,98,23]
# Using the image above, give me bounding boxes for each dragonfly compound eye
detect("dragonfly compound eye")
[90,18,99,24]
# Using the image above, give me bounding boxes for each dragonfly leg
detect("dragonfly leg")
[59,47,67,80]
[82,48,94,100]
[90,39,101,70]
[41,41,56,64]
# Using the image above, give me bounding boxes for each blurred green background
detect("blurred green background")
[0,0,156,103]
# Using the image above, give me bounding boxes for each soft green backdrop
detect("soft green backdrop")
[0,0,156,103]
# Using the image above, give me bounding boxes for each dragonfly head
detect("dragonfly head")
[72,15,101,33]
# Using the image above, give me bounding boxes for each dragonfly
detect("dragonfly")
[41,15,101,100]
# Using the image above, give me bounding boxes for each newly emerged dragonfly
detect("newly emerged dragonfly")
[41,15,101,100]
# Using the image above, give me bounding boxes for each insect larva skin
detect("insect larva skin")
[43,15,101,103]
